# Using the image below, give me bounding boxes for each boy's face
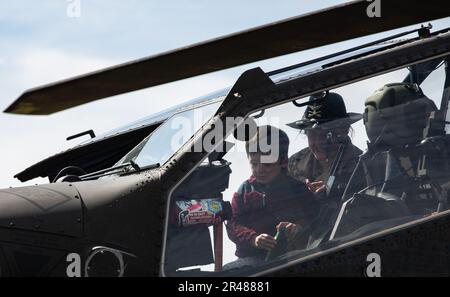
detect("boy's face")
[248,153,282,184]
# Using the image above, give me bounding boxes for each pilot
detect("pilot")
[224,125,318,269]
[363,83,438,151]
[360,82,442,214]
[329,83,446,239]
[287,92,364,202]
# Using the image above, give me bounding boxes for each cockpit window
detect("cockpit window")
[116,102,221,168]
[163,56,450,276]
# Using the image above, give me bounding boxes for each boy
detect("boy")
[226,125,319,265]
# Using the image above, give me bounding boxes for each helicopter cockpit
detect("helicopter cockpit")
[161,49,450,276]
[24,23,448,277]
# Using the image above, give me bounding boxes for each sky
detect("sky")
[0,0,355,188]
[1,0,449,188]
[1,0,450,270]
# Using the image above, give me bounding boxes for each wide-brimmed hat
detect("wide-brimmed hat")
[286,92,362,130]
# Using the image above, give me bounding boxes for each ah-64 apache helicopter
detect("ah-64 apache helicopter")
[2,0,450,277]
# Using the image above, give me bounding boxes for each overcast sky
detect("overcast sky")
[0,0,350,188]
[1,1,450,188]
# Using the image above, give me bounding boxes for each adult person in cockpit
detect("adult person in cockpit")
[287,92,364,203]
[286,92,364,248]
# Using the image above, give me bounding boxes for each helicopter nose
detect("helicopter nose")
[0,183,84,236]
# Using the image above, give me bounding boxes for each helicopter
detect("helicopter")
[1,0,450,277]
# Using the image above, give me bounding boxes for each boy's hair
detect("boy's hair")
[245,125,290,162]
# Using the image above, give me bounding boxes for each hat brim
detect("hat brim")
[286,112,363,130]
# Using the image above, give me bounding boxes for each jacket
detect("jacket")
[226,174,319,258]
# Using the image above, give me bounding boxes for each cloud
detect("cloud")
[0,46,121,111]
[14,47,117,87]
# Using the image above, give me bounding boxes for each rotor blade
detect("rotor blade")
[5,0,450,115]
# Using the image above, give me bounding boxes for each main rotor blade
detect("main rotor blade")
[5,0,450,115]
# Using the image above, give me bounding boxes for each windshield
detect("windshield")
[163,56,450,276]
[116,102,222,168]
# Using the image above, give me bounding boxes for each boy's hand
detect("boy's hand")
[276,222,301,240]
[305,178,326,194]
[253,234,277,251]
